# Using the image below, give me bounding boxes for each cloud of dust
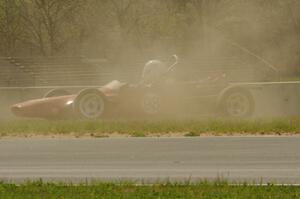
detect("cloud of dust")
[2,0,300,120]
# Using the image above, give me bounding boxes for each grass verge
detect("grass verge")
[0,118,300,137]
[0,181,299,199]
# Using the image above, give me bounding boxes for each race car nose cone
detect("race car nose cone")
[11,104,24,117]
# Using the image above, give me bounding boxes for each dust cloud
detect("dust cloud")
[0,0,300,119]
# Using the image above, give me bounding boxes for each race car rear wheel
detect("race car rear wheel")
[220,89,254,118]
[142,92,161,116]
[73,89,105,119]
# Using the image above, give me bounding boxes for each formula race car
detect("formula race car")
[11,55,256,119]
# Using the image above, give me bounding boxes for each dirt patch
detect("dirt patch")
[0,131,299,139]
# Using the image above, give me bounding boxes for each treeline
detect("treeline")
[0,0,299,73]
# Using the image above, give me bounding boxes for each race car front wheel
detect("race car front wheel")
[73,89,106,119]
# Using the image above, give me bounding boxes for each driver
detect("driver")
[141,60,168,84]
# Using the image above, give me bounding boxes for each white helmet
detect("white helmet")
[142,60,167,84]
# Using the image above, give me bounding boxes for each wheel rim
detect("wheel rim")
[225,92,250,117]
[142,93,160,115]
[78,93,104,119]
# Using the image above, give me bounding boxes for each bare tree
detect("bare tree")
[0,0,24,55]
[107,0,142,61]
[0,0,298,74]
[21,0,84,56]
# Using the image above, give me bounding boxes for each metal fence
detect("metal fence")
[0,56,268,88]
[0,56,276,119]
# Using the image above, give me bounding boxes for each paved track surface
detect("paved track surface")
[0,137,299,184]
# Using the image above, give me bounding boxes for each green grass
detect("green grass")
[0,118,300,137]
[0,181,299,199]
[281,76,300,82]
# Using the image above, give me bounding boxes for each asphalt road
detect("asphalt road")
[0,137,299,184]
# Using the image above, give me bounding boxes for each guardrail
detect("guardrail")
[0,56,275,87]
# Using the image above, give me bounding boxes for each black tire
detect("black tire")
[219,88,255,118]
[44,89,70,98]
[73,89,106,119]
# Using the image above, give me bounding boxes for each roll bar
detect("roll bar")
[166,54,179,74]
